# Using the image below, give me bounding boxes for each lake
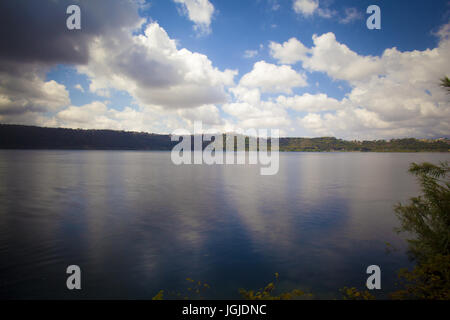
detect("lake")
[0,150,448,299]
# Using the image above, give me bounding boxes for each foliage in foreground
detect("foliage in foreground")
[394,162,450,262]
[441,76,450,92]
[391,161,450,299]
[152,278,210,300]
[390,254,450,300]
[340,287,375,300]
[239,273,313,300]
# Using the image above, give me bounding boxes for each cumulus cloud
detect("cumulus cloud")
[0,61,70,122]
[174,0,215,35]
[0,0,235,132]
[301,33,383,82]
[47,101,155,131]
[269,0,281,11]
[47,100,227,134]
[177,104,223,126]
[74,84,84,92]
[319,8,337,19]
[298,107,391,139]
[339,8,363,24]
[223,101,290,130]
[271,27,450,138]
[293,0,319,17]
[0,0,143,66]
[434,22,450,40]
[243,50,258,59]
[294,1,363,22]
[222,85,292,130]
[271,33,383,80]
[78,22,237,109]
[239,61,307,94]
[56,101,110,126]
[0,0,142,124]
[277,93,342,112]
[269,38,310,65]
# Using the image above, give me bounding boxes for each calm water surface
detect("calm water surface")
[0,150,448,299]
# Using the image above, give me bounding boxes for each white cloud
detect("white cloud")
[174,0,215,35]
[298,107,392,139]
[269,37,310,64]
[0,63,70,118]
[293,1,353,21]
[281,28,450,139]
[56,101,110,126]
[305,33,383,82]
[46,100,228,135]
[298,113,329,135]
[239,61,307,94]
[49,101,171,133]
[293,0,319,17]
[269,0,280,11]
[177,104,223,126]
[223,86,292,130]
[74,84,84,92]
[277,93,342,112]
[243,50,258,59]
[434,22,450,40]
[0,0,141,127]
[227,24,449,138]
[271,33,383,81]
[56,102,163,132]
[78,22,237,110]
[339,8,363,24]
[223,101,290,129]
[317,8,336,19]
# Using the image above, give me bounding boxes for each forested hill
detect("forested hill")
[0,124,449,152]
[0,124,176,150]
[278,137,450,152]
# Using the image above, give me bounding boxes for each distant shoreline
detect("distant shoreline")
[0,148,449,154]
[1,124,449,153]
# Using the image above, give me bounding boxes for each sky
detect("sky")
[0,0,449,139]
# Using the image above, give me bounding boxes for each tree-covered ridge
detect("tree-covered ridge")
[0,124,177,150]
[0,124,449,152]
[279,137,450,152]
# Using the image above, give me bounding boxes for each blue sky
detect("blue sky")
[1,0,449,139]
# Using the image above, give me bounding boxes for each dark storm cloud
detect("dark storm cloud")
[0,0,142,66]
[0,0,143,119]
[0,0,235,122]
